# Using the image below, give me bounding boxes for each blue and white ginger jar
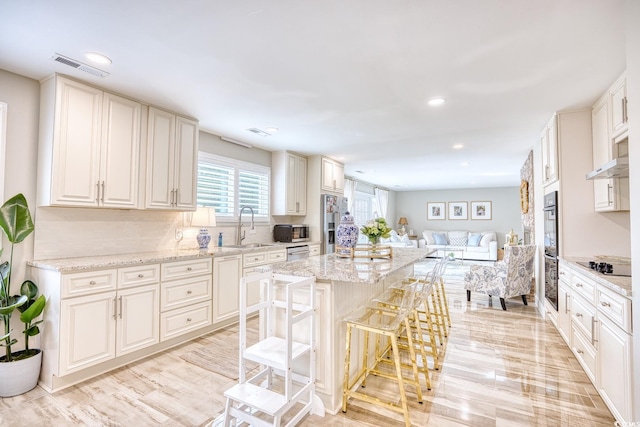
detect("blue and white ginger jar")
[336,211,359,249]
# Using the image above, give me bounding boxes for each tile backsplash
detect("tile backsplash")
[33,207,273,260]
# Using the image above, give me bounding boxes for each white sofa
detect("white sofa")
[418,230,498,261]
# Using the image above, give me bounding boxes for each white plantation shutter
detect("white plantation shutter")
[197,152,270,222]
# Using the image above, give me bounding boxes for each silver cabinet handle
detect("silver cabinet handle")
[138,274,144,278]
[600,301,611,307]
[575,283,583,288]
[592,318,597,345]
[96,181,100,203]
[113,297,117,320]
[575,348,584,354]
[89,280,96,285]
[565,293,570,314]
[118,296,123,319]
[186,318,192,322]
[187,267,192,271]
[101,181,105,203]
[576,312,583,318]
[173,188,178,206]
[187,290,192,295]
[559,271,565,275]
[622,97,628,123]
[607,184,613,205]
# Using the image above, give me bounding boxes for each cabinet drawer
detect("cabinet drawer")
[597,286,631,333]
[571,271,596,304]
[571,324,597,384]
[309,245,321,257]
[160,301,212,341]
[571,293,596,343]
[243,252,268,267]
[62,269,117,298]
[268,250,287,263]
[161,276,212,312]
[118,264,160,288]
[161,258,212,281]
[558,263,571,282]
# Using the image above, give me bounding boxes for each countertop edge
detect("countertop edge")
[560,256,632,298]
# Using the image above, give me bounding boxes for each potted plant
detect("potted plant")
[0,193,46,397]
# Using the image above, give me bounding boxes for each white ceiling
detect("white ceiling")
[0,1,627,190]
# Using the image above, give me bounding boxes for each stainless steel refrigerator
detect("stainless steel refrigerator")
[322,194,348,254]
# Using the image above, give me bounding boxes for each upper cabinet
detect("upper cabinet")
[272,151,307,215]
[541,114,559,187]
[321,156,344,194]
[145,108,198,211]
[590,73,629,212]
[38,76,141,208]
[609,73,628,140]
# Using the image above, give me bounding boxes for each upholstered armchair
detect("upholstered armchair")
[464,245,536,310]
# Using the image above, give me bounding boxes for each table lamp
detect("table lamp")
[398,217,408,235]
[191,206,217,249]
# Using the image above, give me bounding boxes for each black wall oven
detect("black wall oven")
[544,191,559,310]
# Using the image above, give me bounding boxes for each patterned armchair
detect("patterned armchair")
[464,245,536,310]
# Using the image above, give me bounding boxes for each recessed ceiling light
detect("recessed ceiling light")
[264,127,279,134]
[85,52,112,65]
[452,144,464,150]
[427,97,446,106]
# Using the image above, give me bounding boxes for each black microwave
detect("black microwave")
[273,224,309,243]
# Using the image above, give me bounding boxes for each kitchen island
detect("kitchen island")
[261,247,431,414]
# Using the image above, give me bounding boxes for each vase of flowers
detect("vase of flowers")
[360,217,392,247]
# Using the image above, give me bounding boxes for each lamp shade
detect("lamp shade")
[398,217,408,226]
[191,206,217,227]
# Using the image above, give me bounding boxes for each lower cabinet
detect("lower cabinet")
[553,261,633,424]
[212,254,242,324]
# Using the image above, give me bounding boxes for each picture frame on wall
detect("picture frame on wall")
[448,202,468,220]
[470,201,492,220]
[427,202,446,220]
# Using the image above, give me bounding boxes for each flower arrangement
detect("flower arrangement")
[360,217,392,245]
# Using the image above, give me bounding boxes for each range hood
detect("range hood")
[586,157,629,180]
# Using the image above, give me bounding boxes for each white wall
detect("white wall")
[0,69,40,283]
[396,187,521,247]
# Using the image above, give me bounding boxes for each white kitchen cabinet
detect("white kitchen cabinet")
[309,243,321,257]
[38,75,141,208]
[598,312,632,422]
[609,73,628,139]
[272,151,307,215]
[540,114,559,187]
[242,248,288,307]
[591,87,629,212]
[213,254,243,324]
[321,156,345,194]
[59,267,160,375]
[145,107,198,211]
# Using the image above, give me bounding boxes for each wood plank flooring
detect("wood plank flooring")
[0,260,616,426]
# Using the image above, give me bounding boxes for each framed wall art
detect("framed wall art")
[448,202,468,220]
[427,202,445,220]
[470,201,492,220]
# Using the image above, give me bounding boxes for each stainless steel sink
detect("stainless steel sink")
[224,243,278,249]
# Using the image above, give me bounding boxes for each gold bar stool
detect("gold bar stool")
[342,282,421,427]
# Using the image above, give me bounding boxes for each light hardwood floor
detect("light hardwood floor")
[0,261,616,426]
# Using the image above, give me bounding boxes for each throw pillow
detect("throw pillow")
[480,232,496,247]
[422,230,436,245]
[433,232,447,245]
[468,233,482,246]
[448,236,468,246]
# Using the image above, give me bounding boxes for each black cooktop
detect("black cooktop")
[576,261,632,277]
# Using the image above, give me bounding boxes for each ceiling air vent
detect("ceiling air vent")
[246,128,271,137]
[51,53,110,78]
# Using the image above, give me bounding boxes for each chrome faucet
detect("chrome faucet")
[236,206,255,245]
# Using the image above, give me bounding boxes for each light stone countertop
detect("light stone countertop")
[27,242,314,272]
[259,247,432,284]
[560,256,632,298]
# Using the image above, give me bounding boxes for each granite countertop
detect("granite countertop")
[560,256,632,298]
[27,242,315,272]
[260,247,431,284]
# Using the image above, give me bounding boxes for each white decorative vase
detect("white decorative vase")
[336,211,359,253]
[0,350,42,397]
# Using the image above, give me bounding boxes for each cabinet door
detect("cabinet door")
[51,78,102,206]
[116,285,160,356]
[598,314,632,422]
[333,161,344,192]
[101,93,141,208]
[146,107,176,209]
[541,116,558,185]
[174,116,198,210]
[557,282,571,344]
[213,255,242,323]
[296,155,307,214]
[60,291,116,375]
[321,157,335,191]
[592,97,615,210]
[610,75,627,138]
[286,153,299,214]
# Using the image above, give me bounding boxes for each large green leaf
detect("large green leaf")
[0,193,34,244]
[20,280,38,300]
[20,295,45,323]
[0,294,27,315]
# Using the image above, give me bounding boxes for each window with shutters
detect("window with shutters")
[197,152,270,222]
